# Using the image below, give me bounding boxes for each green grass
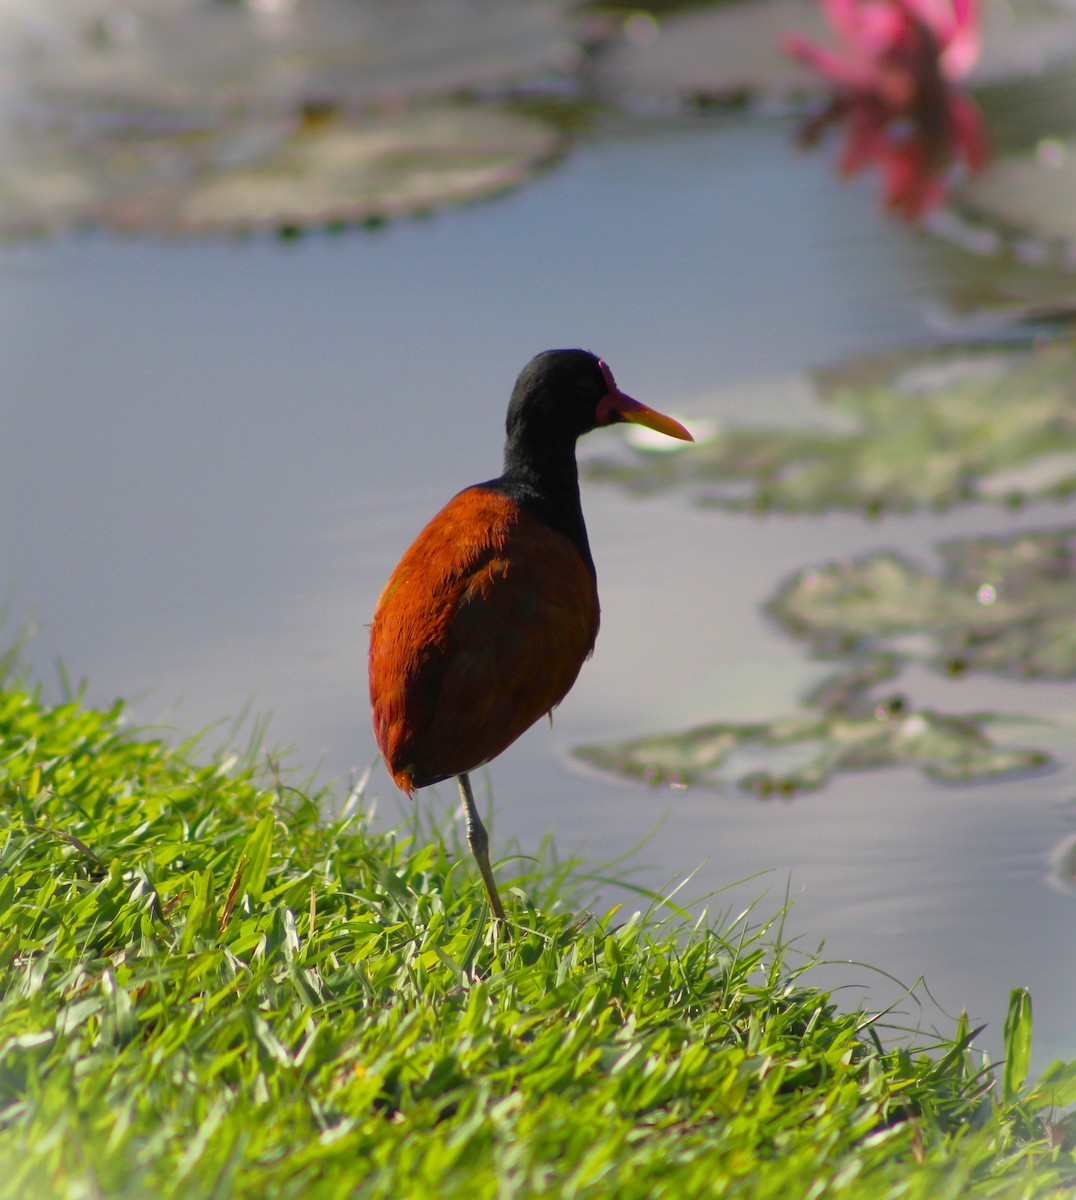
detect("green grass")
[1,682,1074,1199]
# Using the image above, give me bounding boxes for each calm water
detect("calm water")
[4,115,1075,1066]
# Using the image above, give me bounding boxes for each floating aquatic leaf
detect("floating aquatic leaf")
[579,525,1072,792]
[576,654,1049,794]
[955,136,1076,266]
[0,102,564,237]
[943,59,1076,264]
[588,340,1076,514]
[770,527,1076,678]
[163,105,558,234]
[0,0,577,236]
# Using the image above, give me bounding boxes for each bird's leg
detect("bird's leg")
[456,772,506,922]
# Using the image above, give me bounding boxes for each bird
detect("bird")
[368,349,693,920]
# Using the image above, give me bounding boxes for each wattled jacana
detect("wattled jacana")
[368,349,693,919]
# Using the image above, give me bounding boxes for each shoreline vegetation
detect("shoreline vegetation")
[1,679,1074,1198]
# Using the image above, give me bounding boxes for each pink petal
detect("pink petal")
[877,139,944,218]
[782,32,882,90]
[949,0,981,41]
[940,16,981,78]
[902,0,981,75]
[852,2,910,57]
[902,178,946,219]
[838,108,888,175]
[821,0,866,46]
[899,0,953,38]
[947,91,989,169]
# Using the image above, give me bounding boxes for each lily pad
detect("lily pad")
[770,527,1076,679]
[587,340,1076,515]
[0,100,564,237]
[576,655,1049,794]
[577,522,1071,796]
[0,0,577,236]
[955,137,1076,266]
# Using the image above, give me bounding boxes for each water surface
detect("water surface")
[4,115,1074,1066]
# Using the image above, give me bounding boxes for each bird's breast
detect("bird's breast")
[369,486,600,791]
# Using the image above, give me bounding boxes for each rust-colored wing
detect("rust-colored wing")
[369,487,600,792]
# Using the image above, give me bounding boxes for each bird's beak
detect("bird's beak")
[595,361,694,442]
[598,392,694,442]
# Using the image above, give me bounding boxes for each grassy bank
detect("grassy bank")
[1,682,1074,1198]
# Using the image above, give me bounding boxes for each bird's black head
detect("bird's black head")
[505,349,609,445]
[505,349,693,450]
[496,350,691,570]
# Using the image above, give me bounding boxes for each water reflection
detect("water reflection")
[784,0,988,220]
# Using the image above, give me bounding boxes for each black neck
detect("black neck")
[489,436,595,577]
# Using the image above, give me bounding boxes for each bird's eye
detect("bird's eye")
[576,376,601,398]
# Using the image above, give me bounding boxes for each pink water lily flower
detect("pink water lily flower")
[783,0,989,220]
